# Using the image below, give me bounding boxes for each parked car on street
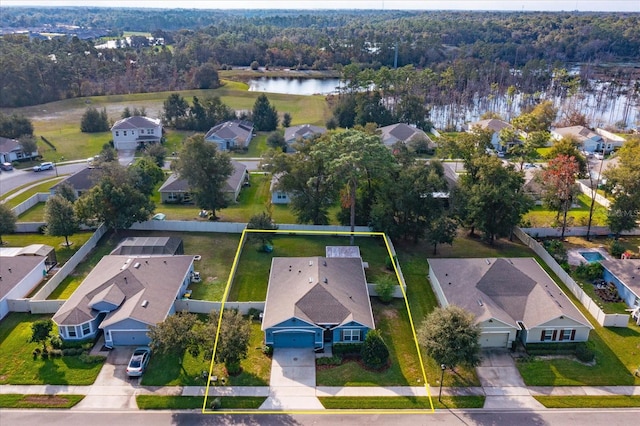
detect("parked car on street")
[126,346,152,377]
[1,162,13,171]
[33,162,54,172]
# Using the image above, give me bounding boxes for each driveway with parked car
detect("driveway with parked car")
[126,346,152,377]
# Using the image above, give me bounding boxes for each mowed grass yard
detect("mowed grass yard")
[0,313,103,385]
[10,79,330,162]
[229,234,395,302]
[524,193,608,227]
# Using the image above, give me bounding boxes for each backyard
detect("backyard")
[229,233,395,302]
[523,193,609,227]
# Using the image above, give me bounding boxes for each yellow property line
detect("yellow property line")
[202,229,435,414]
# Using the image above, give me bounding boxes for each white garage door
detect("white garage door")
[481,332,509,348]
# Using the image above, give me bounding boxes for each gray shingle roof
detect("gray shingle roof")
[467,118,513,133]
[53,255,193,327]
[601,259,640,295]
[111,116,161,131]
[0,256,45,300]
[428,257,591,329]
[204,120,253,146]
[50,167,102,193]
[553,126,602,143]
[0,136,21,153]
[262,256,375,330]
[284,124,327,143]
[158,161,247,195]
[379,123,434,148]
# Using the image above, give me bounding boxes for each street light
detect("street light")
[438,363,446,402]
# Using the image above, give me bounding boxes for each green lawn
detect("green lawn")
[534,395,640,408]
[17,202,46,222]
[1,179,64,207]
[0,313,104,385]
[136,395,266,410]
[316,299,424,387]
[318,396,485,409]
[141,322,271,386]
[230,234,392,302]
[524,193,608,227]
[0,394,84,408]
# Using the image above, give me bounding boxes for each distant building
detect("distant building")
[551,126,624,153]
[466,119,522,153]
[0,256,47,320]
[379,123,436,152]
[0,136,38,163]
[111,116,162,151]
[284,124,326,152]
[204,120,254,151]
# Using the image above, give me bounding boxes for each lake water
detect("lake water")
[248,76,638,129]
[248,77,342,96]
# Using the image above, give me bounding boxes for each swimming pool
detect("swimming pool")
[579,251,605,263]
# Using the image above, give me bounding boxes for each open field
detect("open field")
[6,80,331,162]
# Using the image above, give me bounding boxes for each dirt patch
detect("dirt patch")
[23,395,71,406]
[379,308,399,321]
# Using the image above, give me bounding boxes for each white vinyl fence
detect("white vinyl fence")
[513,227,629,327]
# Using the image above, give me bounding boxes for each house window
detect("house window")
[342,329,361,342]
[82,323,91,336]
[67,326,77,338]
[123,131,127,136]
[634,297,639,307]
[541,329,554,342]
[115,131,119,137]
[559,329,574,341]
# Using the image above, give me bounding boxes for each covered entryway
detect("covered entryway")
[273,331,315,348]
[480,332,509,348]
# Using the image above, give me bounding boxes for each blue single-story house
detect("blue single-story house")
[601,259,640,309]
[261,253,375,350]
[53,252,194,347]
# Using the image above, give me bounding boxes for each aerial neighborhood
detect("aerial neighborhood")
[0,4,639,420]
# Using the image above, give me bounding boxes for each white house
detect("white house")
[204,120,254,151]
[111,116,162,151]
[284,124,326,152]
[0,136,38,163]
[466,119,521,153]
[270,173,291,205]
[428,257,592,348]
[551,126,618,153]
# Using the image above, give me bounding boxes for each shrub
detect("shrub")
[316,356,342,366]
[50,349,63,358]
[360,330,390,370]
[332,343,361,357]
[248,308,263,320]
[375,276,396,303]
[262,345,273,356]
[226,360,242,376]
[50,335,63,349]
[544,239,568,264]
[575,342,595,362]
[78,353,105,364]
[575,262,604,280]
[609,240,625,258]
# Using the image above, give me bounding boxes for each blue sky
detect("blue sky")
[2,0,639,12]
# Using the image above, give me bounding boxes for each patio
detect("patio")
[567,247,612,266]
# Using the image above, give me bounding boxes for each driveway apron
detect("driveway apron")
[73,347,139,410]
[259,347,324,410]
[476,349,545,410]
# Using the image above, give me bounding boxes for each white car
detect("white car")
[594,152,605,160]
[33,162,54,172]
[126,346,152,377]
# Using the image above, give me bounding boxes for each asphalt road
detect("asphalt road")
[0,162,87,196]
[3,409,640,426]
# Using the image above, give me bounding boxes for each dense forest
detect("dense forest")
[1,8,638,110]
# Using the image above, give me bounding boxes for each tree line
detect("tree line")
[1,10,638,107]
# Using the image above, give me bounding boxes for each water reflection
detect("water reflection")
[248,77,342,96]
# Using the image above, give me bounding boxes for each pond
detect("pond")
[248,77,343,96]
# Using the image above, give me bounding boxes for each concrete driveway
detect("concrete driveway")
[259,347,323,410]
[73,347,139,410]
[476,349,544,409]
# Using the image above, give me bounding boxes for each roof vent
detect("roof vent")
[8,268,11,273]
[308,277,313,283]
[309,260,313,266]
[323,260,327,266]
[134,263,141,269]
[477,299,483,306]
[323,277,328,284]
[141,300,149,308]
[485,259,491,265]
